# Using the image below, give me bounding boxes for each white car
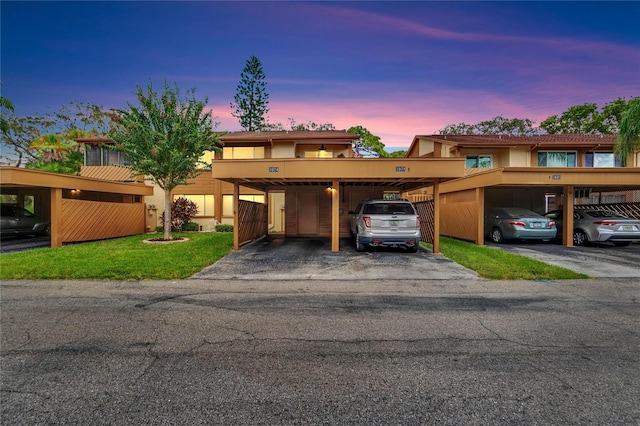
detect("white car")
[349,199,421,252]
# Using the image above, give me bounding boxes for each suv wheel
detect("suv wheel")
[355,234,366,252]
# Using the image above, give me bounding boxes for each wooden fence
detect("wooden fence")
[414,200,434,244]
[61,199,145,242]
[575,202,640,219]
[237,199,268,246]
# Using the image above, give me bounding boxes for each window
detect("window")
[304,150,333,158]
[222,146,265,159]
[84,144,130,166]
[465,155,492,168]
[585,152,622,168]
[222,195,265,216]
[538,151,576,167]
[173,194,214,216]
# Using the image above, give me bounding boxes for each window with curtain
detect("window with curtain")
[222,146,265,159]
[538,151,577,167]
[465,155,492,168]
[585,152,622,167]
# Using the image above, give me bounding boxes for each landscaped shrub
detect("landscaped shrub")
[160,197,199,232]
[155,226,164,233]
[181,222,199,232]
[215,224,233,233]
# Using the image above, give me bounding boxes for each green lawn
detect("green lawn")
[425,237,588,280]
[0,232,234,280]
[1,233,587,281]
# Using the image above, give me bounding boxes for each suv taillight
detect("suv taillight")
[363,216,371,228]
[416,216,420,228]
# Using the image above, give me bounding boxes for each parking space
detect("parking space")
[0,235,51,254]
[192,236,479,281]
[486,241,640,278]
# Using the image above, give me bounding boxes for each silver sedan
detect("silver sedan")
[545,209,640,246]
[485,207,557,243]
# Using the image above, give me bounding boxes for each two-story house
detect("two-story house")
[405,134,640,246]
[211,131,466,252]
[77,132,466,252]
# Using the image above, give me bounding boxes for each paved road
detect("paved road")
[2,278,638,425]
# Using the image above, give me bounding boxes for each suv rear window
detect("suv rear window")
[363,203,415,215]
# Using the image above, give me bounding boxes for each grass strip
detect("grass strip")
[0,232,233,280]
[425,237,588,280]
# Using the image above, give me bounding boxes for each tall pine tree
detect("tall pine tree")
[231,56,270,131]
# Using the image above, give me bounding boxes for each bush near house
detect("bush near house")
[215,224,233,232]
[181,222,199,232]
[160,197,199,232]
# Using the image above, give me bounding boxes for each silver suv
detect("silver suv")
[349,199,421,252]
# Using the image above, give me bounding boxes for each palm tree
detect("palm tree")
[615,98,640,165]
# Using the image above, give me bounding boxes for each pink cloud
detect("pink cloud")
[302,3,639,60]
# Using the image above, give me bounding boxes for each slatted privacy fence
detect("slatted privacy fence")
[238,200,268,246]
[414,200,435,244]
[61,199,145,243]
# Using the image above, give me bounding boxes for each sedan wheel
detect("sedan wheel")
[573,230,588,246]
[491,228,504,244]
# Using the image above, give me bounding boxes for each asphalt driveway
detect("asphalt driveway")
[192,236,479,281]
[486,241,640,278]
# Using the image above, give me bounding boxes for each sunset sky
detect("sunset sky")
[2,1,639,149]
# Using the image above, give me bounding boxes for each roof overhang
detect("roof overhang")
[440,167,640,194]
[0,167,153,196]
[212,158,466,191]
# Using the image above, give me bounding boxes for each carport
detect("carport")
[1,167,153,247]
[211,157,467,252]
[438,167,640,246]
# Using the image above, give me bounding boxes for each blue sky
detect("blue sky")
[2,1,639,148]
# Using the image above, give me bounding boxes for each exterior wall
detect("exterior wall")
[508,148,530,167]
[61,199,146,242]
[272,142,295,158]
[80,166,138,181]
[283,185,393,238]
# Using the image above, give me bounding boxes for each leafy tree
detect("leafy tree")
[540,103,602,134]
[110,80,221,240]
[387,150,407,158]
[348,125,388,158]
[0,100,114,167]
[0,90,15,134]
[288,118,335,131]
[541,98,638,134]
[230,56,270,131]
[602,97,637,134]
[615,98,640,165]
[439,115,536,135]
